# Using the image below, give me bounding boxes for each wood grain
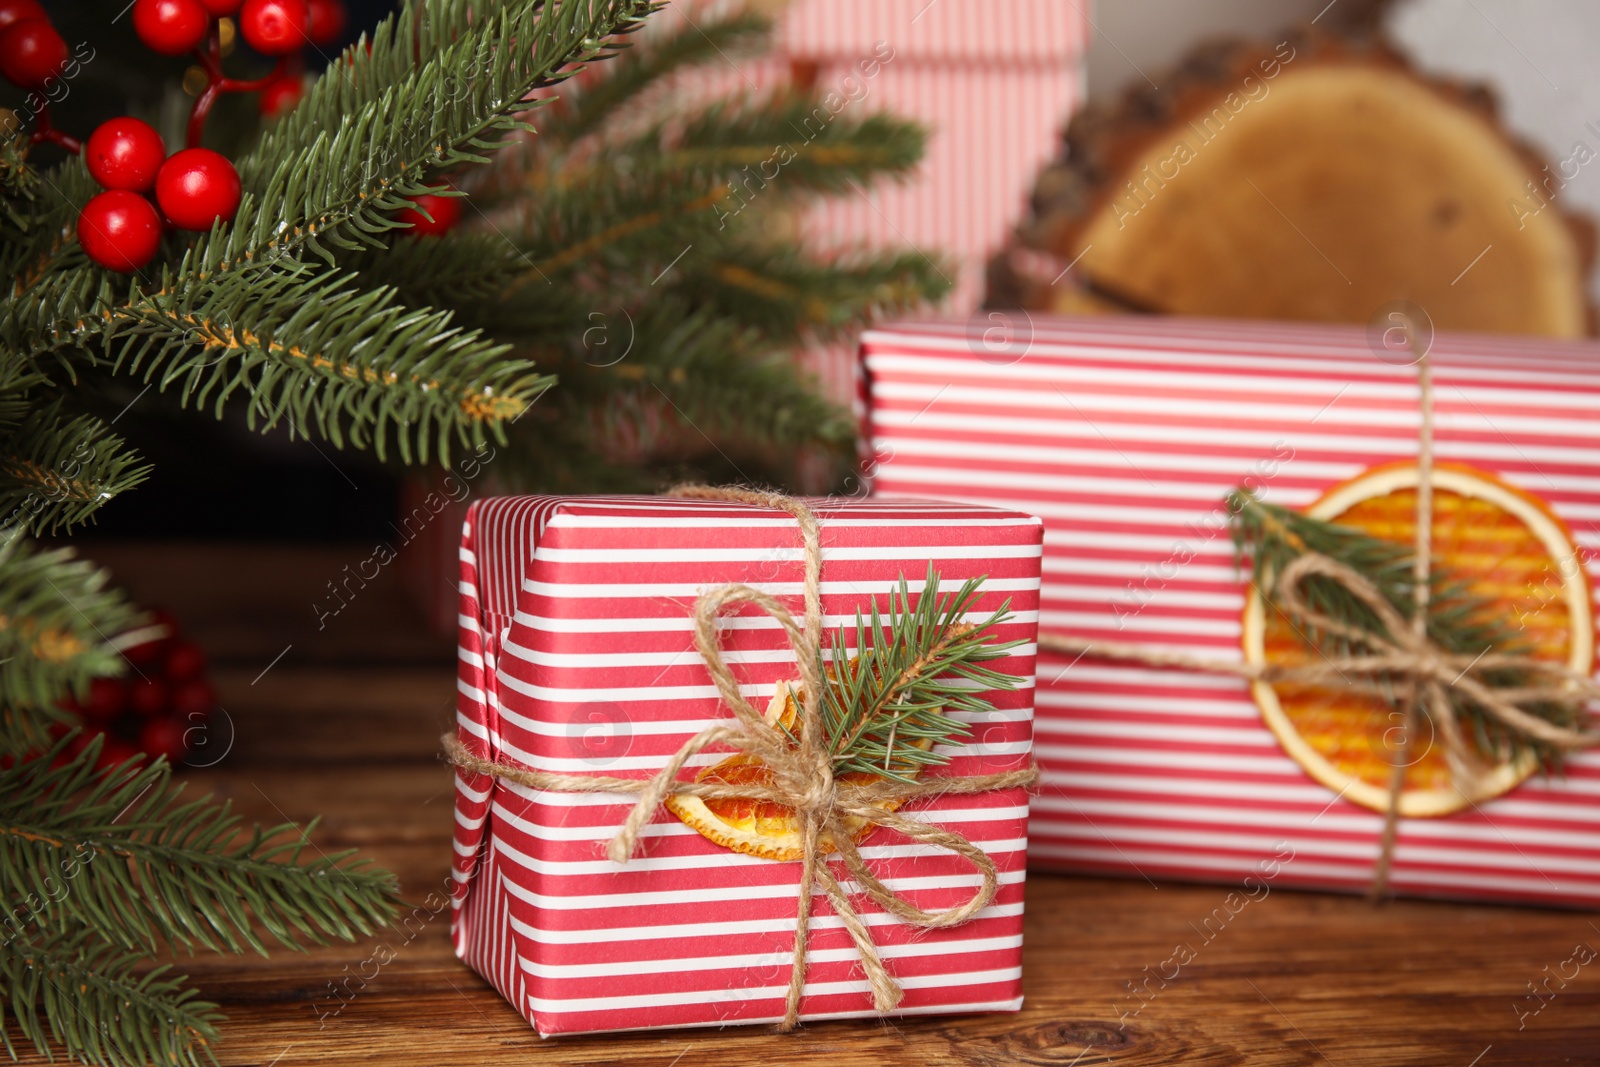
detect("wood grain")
[23,544,1600,1066]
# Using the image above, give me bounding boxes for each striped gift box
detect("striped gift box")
[862,314,1600,907]
[450,494,1043,1034]
[662,0,1087,403]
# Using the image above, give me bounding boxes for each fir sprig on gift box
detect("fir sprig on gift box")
[1227,489,1585,771]
[815,566,1020,782]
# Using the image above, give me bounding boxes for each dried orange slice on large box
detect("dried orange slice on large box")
[1241,461,1594,816]
[665,681,926,861]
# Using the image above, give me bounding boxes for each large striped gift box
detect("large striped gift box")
[863,314,1600,907]
[450,494,1043,1034]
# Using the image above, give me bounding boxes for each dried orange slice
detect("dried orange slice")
[1241,461,1593,816]
[665,681,924,861]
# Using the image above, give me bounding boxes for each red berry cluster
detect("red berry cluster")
[78,115,241,271]
[132,0,346,128]
[74,0,352,271]
[55,609,220,770]
[53,0,451,267]
[132,0,343,57]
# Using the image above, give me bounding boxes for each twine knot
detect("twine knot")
[445,485,1037,1030]
[788,766,836,815]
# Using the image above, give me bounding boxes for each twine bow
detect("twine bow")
[1038,340,1600,897]
[444,485,1036,1030]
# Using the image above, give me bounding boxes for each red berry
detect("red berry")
[0,0,46,34]
[171,679,216,717]
[155,148,241,231]
[396,187,462,236]
[165,641,207,682]
[200,0,241,14]
[77,190,163,272]
[85,118,167,192]
[240,0,308,55]
[0,18,66,90]
[139,716,190,762]
[257,74,303,116]
[305,0,343,45]
[132,0,209,57]
[129,677,170,717]
[83,677,129,724]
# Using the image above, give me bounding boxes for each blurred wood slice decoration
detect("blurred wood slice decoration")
[993,31,1596,336]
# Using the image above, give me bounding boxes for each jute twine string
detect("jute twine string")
[443,485,1037,1030]
[1037,343,1600,898]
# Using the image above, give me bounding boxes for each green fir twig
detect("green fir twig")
[806,563,1020,782]
[0,735,402,1066]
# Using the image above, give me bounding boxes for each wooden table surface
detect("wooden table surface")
[37,543,1600,1067]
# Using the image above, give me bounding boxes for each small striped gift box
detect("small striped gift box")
[863,314,1600,907]
[450,494,1042,1034]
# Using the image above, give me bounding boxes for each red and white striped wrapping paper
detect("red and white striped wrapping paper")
[451,495,1043,1034]
[660,0,1087,402]
[862,314,1600,908]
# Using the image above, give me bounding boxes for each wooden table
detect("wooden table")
[43,544,1600,1066]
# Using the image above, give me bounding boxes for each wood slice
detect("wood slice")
[993,32,1596,337]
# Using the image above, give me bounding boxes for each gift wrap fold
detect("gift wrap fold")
[863,314,1600,907]
[450,495,1042,1034]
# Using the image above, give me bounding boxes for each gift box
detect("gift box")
[449,493,1042,1034]
[665,0,1088,401]
[862,314,1600,907]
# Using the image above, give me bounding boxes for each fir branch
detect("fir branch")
[0,401,150,535]
[94,261,550,464]
[223,0,660,266]
[0,540,141,749]
[609,96,928,192]
[0,133,41,277]
[0,735,402,957]
[594,300,855,448]
[517,176,728,278]
[338,231,534,318]
[664,244,950,344]
[535,7,771,145]
[1227,489,1585,770]
[815,563,1020,781]
[0,929,223,1067]
[2,149,96,292]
